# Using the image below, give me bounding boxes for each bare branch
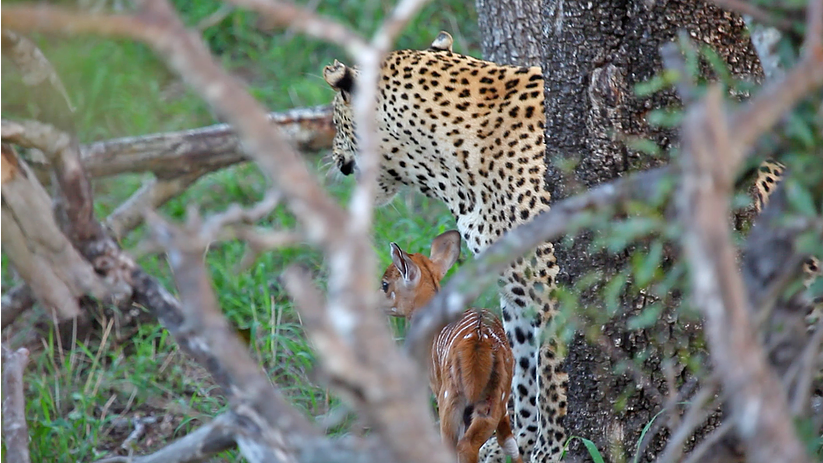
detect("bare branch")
[346,0,434,237]
[142,210,318,462]
[1,142,109,320]
[198,189,281,239]
[2,345,32,463]
[730,0,823,163]
[655,384,719,463]
[678,421,735,463]
[404,166,674,361]
[95,414,236,463]
[105,174,202,239]
[1,29,74,112]
[226,0,368,56]
[79,106,335,179]
[805,0,823,59]
[195,4,234,32]
[2,35,103,245]
[678,84,810,463]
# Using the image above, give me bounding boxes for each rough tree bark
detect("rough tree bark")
[475,0,543,66]
[535,1,760,461]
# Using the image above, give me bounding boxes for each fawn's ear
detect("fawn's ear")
[323,60,355,100]
[390,243,420,285]
[429,230,461,279]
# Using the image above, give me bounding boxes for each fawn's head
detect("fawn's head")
[379,230,461,318]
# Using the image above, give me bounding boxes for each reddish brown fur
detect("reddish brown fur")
[379,231,523,463]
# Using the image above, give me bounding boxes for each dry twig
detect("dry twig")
[105,174,202,239]
[2,345,32,463]
[678,83,810,463]
[654,384,719,463]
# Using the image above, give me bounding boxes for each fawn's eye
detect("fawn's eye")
[381,281,389,292]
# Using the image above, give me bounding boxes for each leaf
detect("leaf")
[786,178,817,216]
[634,241,663,287]
[633,409,667,463]
[646,108,684,128]
[626,137,661,156]
[604,271,628,315]
[580,438,607,463]
[561,436,606,463]
[787,112,816,148]
[635,69,680,97]
[628,303,662,330]
[700,45,732,86]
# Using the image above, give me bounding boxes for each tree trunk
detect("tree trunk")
[475,0,543,66]
[537,1,760,462]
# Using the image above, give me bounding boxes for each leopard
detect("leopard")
[753,160,822,326]
[323,31,565,462]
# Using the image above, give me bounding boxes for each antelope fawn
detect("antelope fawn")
[379,230,524,463]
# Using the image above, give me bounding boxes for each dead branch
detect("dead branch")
[133,189,302,260]
[142,210,317,463]
[654,384,719,463]
[228,0,368,55]
[79,105,335,179]
[1,29,75,113]
[345,0,435,236]
[120,416,158,453]
[2,118,103,247]
[678,83,810,463]
[105,173,202,239]
[2,345,32,463]
[404,166,673,360]
[1,33,105,252]
[730,4,823,163]
[1,284,36,330]
[660,37,697,106]
[1,142,108,321]
[95,413,236,463]
[678,420,735,463]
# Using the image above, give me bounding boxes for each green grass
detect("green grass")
[1,1,486,461]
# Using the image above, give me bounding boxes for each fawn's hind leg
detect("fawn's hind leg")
[457,413,497,463]
[495,413,524,463]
